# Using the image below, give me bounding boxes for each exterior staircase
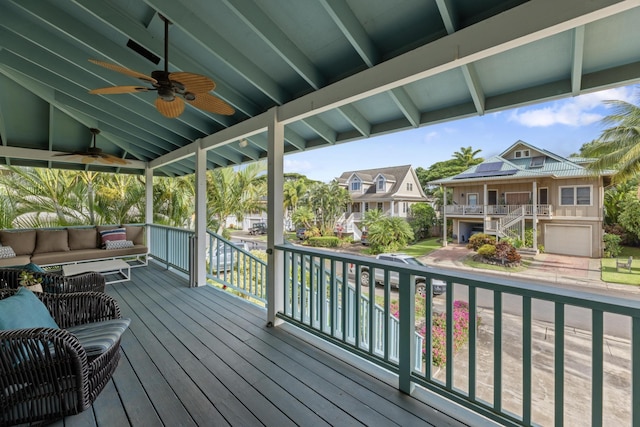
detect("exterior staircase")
[496,206,525,241]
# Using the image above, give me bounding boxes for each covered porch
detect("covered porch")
[49,260,472,427]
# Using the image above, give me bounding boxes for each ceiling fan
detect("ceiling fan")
[56,128,128,165]
[88,15,234,118]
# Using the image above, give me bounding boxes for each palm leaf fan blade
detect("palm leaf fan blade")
[88,59,157,83]
[170,72,215,93]
[187,93,235,115]
[89,86,150,95]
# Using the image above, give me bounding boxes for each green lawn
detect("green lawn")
[400,237,442,257]
[601,246,640,285]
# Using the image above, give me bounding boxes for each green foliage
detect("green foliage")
[307,236,340,247]
[291,206,315,228]
[581,97,640,183]
[361,209,384,230]
[408,203,436,240]
[618,193,640,241]
[307,180,350,235]
[367,217,414,253]
[477,244,496,257]
[416,146,483,189]
[603,233,622,257]
[603,180,637,225]
[467,233,496,251]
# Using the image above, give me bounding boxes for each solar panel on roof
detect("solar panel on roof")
[453,169,518,179]
[476,162,502,172]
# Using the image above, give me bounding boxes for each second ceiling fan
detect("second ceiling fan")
[88,15,234,118]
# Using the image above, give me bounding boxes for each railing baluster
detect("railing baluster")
[468,285,477,400]
[523,296,532,425]
[555,302,565,427]
[592,310,604,427]
[494,291,502,412]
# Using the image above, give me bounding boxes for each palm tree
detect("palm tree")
[153,175,195,227]
[307,180,350,235]
[94,173,145,224]
[283,179,307,212]
[452,146,482,168]
[206,162,267,234]
[582,96,640,183]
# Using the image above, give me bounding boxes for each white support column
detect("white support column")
[267,107,285,326]
[442,185,447,247]
[532,181,538,252]
[390,200,395,217]
[195,140,207,286]
[483,183,488,234]
[145,167,153,248]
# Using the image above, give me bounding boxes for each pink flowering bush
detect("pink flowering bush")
[389,298,473,368]
[421,300,471,367]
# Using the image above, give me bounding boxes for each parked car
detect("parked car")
[296,227,306,240]
[349,253,446,296]
[248,222,267,235]
[210,242,250,271]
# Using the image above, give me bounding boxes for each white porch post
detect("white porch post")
[532,181,538,251]
[194,140,207,286]
[145,167,153,248]
[267,107,285,326]
[442,185,447,247]
[483,183,488,234]
[390,200,395,216]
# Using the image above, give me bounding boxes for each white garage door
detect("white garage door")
[544,225,591,257]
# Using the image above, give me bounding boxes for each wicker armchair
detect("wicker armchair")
[0,289,124,425]
[0,268,105,293]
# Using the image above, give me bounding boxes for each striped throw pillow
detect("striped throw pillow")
[99,228,126,247]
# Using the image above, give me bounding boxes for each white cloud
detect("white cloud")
[284,158,313,174]
[422,131,439,142]
[507,86,636,128]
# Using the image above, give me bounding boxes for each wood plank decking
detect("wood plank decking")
[50,262,474,427]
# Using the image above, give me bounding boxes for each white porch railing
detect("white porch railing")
[445,204,552,217]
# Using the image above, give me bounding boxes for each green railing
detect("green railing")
[148,224,267,301]
[275,243,640,427]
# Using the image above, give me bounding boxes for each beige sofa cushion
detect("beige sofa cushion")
[68,228,98,250]
[125,225,145,245]
[0,230,37,255]
[34,229,70,254]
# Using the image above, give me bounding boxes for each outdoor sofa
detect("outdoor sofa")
[0,225,148,268]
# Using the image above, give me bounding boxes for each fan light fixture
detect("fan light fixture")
[88,15,234,118]
[239,139,248,148]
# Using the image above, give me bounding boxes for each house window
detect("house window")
[515,149,530,158]
[468,193,478,205]
[350,178,361,191]
[377,202,383,211]
[377,177,385,191]
[364,202,369,212]
[560,186,592,206]
[406,183,413,191]
[403,202,407,213]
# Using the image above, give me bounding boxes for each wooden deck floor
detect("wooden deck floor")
[50,262,476,427]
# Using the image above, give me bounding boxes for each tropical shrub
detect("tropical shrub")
[477,243,496,258]
[494,241,521,263]
[467,233,495,251]
[603,233,622,258]
[307,236,340,248]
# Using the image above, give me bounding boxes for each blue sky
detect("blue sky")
[283,85,638,182]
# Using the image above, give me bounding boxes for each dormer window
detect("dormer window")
[350,177,361,192]
[377,176,385,191]
[514,149,531,158]
[530,156,545,168]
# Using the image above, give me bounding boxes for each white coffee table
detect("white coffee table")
[62,259,131,284]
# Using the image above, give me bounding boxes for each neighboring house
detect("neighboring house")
[429,141,613,258]
[337,165,428,236]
